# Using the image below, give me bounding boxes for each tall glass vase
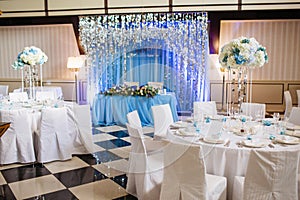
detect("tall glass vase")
[228,67,248,116]
[24,65,39,100]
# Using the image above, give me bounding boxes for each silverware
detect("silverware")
[268,143,275,148]
[224,139,230,147]
[236,141,243,148]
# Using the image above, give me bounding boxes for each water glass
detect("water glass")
[273,112,280,123]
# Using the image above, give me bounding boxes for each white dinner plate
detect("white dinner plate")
[202,136,225,144]
[275,135,300,145]
[241,139,269,148]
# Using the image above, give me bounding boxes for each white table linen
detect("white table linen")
[167,118,300,200]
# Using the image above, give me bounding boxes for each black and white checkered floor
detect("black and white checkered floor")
[0,125,155,200]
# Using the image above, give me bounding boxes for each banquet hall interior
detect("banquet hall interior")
[1,0,300,200]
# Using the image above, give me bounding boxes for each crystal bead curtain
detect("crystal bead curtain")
[79,12,209,112]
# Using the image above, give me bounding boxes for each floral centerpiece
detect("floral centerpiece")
[11,46,48,99]
[103,84,159,98]
[12,46,48,69]
[218,36,268,69]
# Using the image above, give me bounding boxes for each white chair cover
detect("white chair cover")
[127,110,168,153]
[124,82,139,87]
[9,92,28,102]
[241,103,266,119]
[67,104,94,154]
[160,142,227,200]
[284,90,293,118]
[0,85,8,96]
[35,91,55,101]
[127,110,142,128]
[148,82,163,90]
[0,109,35,164]
[289,107,300,125]
[233,149,299,200]
[152,104,174,140]
[297,90,300,107]
[35,107,73,163]
[126,123,163,200]
[193,101,218,119]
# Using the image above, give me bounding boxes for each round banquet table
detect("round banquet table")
[166,118,300,200]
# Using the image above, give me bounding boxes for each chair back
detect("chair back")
[160,142,207,200]
[152,104,174,139]
[148,82,163,90]
[0,85,8,96]
[193,101,217,119]
[284,91,293,118]
[70,104,94,153]
[37,107,71,162]
[241,103,266,120]
[36,91,55,101]
[243,149,299,200]
[126,123,163,200]
[289,107,300,125]
[9,92,28,102]
[0,109,35,164]
[124,81,139,87]
[127,110,142,128]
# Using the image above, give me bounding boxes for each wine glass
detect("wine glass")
[273,112,280,123]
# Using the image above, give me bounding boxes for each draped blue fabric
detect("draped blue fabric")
[79,13,209,112]
[92,94,178,126]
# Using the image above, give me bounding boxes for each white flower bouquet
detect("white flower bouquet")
[12,46,48,69]
[219,37,268,70]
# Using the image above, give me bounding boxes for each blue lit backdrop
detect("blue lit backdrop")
[79,12,209,112]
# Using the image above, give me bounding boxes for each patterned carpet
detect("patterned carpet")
[0,125,155,200]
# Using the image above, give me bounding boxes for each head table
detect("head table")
[92,93,178,126]
[167,117,300,200]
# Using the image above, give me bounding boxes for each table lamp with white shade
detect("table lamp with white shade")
[67,56,85,103]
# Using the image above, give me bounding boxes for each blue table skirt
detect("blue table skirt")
[92,94,178,126]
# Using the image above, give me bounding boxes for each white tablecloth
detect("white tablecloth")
[167,119,300,200]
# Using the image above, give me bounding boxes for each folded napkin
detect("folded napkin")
[170,121,189,128]
[202,136,224,144]
[241,139,268,148]
[286,123,300,130]
[285,130,300,138]
[176,128,199,136]
[276,135,300,144]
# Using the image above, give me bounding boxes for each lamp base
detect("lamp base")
[68,68,80,72]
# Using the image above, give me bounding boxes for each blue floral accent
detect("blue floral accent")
[219,36,268,69]
[12,46,48,70]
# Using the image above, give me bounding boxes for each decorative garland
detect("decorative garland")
[103,85,159,98]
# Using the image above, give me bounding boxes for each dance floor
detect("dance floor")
[0,125,156,199]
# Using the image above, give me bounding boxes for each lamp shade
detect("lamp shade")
[67,56,85,71]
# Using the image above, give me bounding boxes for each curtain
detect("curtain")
[79,12,209,111]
